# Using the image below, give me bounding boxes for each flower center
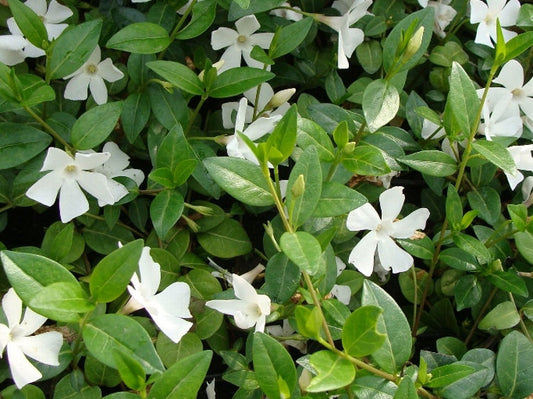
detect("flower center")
[64,164,78,176]
[237,35,248,44]
[512,88,524,100]
[86,64,98,75]
[483,12,496,26]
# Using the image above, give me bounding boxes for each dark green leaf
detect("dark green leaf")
[150,190,185,239]
[496,331,533,399]
[147,60,204,95]
[209,68,274,98]
[487,271,528,297]
[0,123,51,169]
[363,79,400,132]
[269,17,313,59]
[280,231,322,275]
[447,62,480,135]
[7,0,48,50]
[399,150,457,177]
[342,305,386,357]
[107,22,171,54]
[197,218,252,258]
[71,102,123,150]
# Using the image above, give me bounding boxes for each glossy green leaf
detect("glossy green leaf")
[295,305,322,340]
[47,20,102,80]
[397,235,435,260]
[487,271,528,297]
[209,67,274,98]
[313,182,367,217]
[121,92,152,143]
[352,375,397,398]
[425,364,475,388]
[479,301,520,331]
[253,332,297,399]
[361,280,412,373]
[514,229,533,264]
[502,31,533,63]
[89,239,144,303]
[71,102,123,150]
[342,144,391,176]
[83,314,165,374]
[280,231,322,275]
[269,17,313,59]
[263,252,300,303]
[447,62,480,135]
[0,123,51,169]
[472,140,517,175]
[148,84,187,130]
[363,79,400,132]
[203,157,274,206]
[399,150,457,177]
[394,376,418,399]
[197,218,252,258]
[452,233,491,264]
[508,204,528,232]
[296,118,335,162]
[147,60,204,95]
[439,248,479,271]
[107,22,171,54]
[342,305,386,357]
[266,104,297,165]
[156,332,203,368]
[496,331,533,399]
[150,190,185,239]
[454,275,482,311]
[112,350,146,391]
[175,0,216,40]
[148,351,212,399]
[467,186,501,226]
[7,0,48,50]
[446,184,463,231]
[306,350,356,392]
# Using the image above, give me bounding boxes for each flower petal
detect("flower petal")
[218,45,242,72]
[101,142,129,172]
[474,22,493,47]
[232,274,258,302]
[26,171,63,207]
[138,247,160,296]
[7,343,42,389]
[20,307,47,335]
[89,76,108,105]
[151,312,192,343]
[75,151,110,170]
[17,332,63,366]
[244,115,280,141]
[348,231,378,276]
[331,284,351,305]
[494,60,524,89]
[391,208,430,238]
[64,73,91,101]
[379,186,405,222]
[249,32,274,49]
[76,171,115,205]
[211,27,238,50]
[205,299,246,317]
[45,0,73,23]
[58,179,89,223]
[253,314,266,332]
[377,236,414,274]
[469,0,487,24]
[499,0,520,26]
[24,0,47,16]
[45,22,68,40]
[346,203,381,232]
[98,58,124,82]
[153,282,192,318]
[42,147,74,171]
[2,288,22,328]
[235,15,260,36]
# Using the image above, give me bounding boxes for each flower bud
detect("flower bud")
[198,60,225,81]
[404,26,424,60]
[267,88,296,108]
[291,174,306,198]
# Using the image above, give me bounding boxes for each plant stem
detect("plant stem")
[24,105,73,152]
[465,287,497,346]
[158,0,197,60]
[85,212,146,237]
[185,95,207,136]
[508,292,533,341]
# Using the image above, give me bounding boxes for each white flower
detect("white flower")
[7,0,73,58]
[92,142,144,201]
[266,319,306,353]
[124,247,193,343]
[346,186,430,276]
[505,145,533,190]
[270,2,303,21]
[63,46,124,105]
[0,288,63,389]
[211,15,274,72]
[224,97,281,165]
[483,60,533,122]
[421,118,444,140]
[0,35,28,66]
[329,257,351,305]
[317,0,371,69]
[419,0,457,38]
[477,100,523,140]
[470,0,520,48]
[26,148,117,223]
[521,176,533,202]
[206,273,271,333]
[206,378,216,399]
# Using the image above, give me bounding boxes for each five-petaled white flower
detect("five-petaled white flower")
[346,186,430,276]
[482,60,533,122]
[26,147,117,223]
[7,0,73,58]
[317,0,371,69]
[63,46,124,105]
[418,0,457,38]
[206,273,271,333]
[505,145,533,190]
[469,0,520,48]
[0,35,28,66]
[211,15,274,73]
[123,247,193,343]
[224,97,281,165]
[0,288,63,389]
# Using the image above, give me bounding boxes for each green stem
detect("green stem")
[158,0,197,60]
[71,311,92,367]
[85,212,145,237]
[185,95,207,136]
[509,292,533,342]
[0,204,14,213]
[24,105,73,152]
[465,287,497,346]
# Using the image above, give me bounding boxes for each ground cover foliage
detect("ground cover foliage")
[0,0,533,397]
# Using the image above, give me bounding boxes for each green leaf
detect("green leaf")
[148,84,187,130]
[295,305,322,340]
[497,331,533,399]
[467,187,501,226]
[472,140,517,175]
[122,92,151,143]
[356,40,383,74]
[83,314,165,374]
[41,221,75,261]
[0,251,77,304]
[89,239,144,303]
[296,118,335,162]
[479,301,520,331]
[508,204,528,232]
[107,22,171,54]
[313,182,367,218]
[83,221,134,255]
[19,73,55,107]
[363,79,400,132]
[7,0,48,50]
[514,229,533,264]
[394,377,418,399]
[397,235,435,260]
[269,17,313,59]
[112,350,146,391]
[280,231,322,275]
[263,252,300,303]
[306,350,356,392]
[29,281,94,322]
[447,62,480,135]
[203,157,274,206]
[197,218,252,258]
[398,150,457,177]
[175,0,216,40]
[266,104,297,165]
[342,144,391,176]
[0,123,51,169]
[487,271,528,297]
[208,67,274,98]
[47,20,102,80]
[436,337,467,359]
[148,351,212,399]
[452,233,492,264]
[439,248,480,271]
[286,146,322,227]
[502,31,533,63]
[150,190,185,239]
[454,275,482,311]
[71,101,123,150]
[425,364,475,388]
[253,332,297,399]
[446,184,463,231]
[147,61,204,96]
[342,305,386,357]
[352,375,397,398]
[361,280,412,373]
[429,41,469,67]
